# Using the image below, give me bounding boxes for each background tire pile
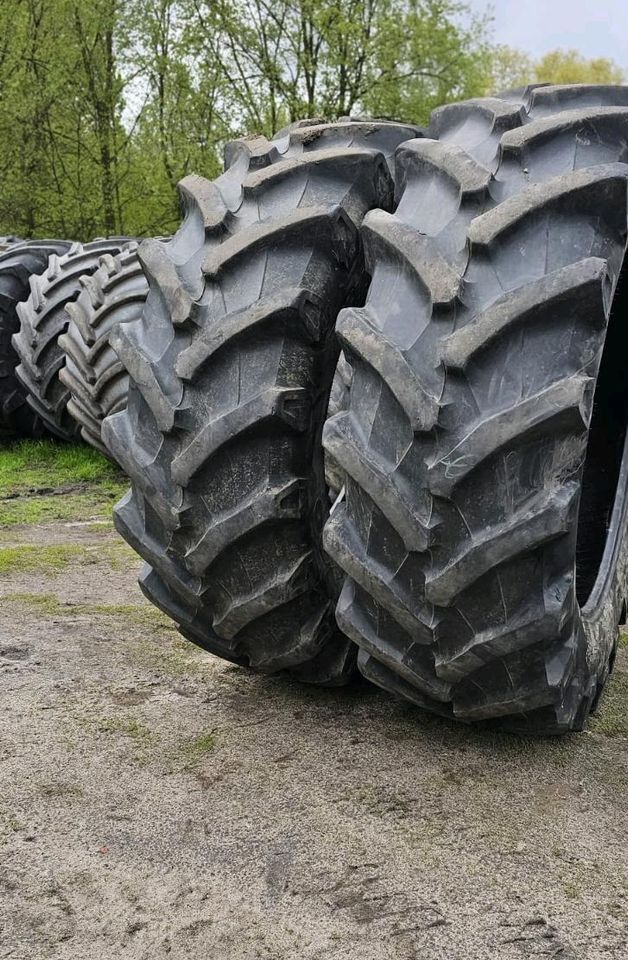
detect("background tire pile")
[3,85,628,736]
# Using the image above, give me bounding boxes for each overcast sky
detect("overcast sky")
[469,1,628,69]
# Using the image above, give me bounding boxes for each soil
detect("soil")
[0,517,627,959]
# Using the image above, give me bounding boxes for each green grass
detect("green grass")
[1,592,173,630]
[0,490,125,527]
[0,439,122,496]
[0,541,136,575]
[0,544,85,574]
[588,672,628,738]
[94,716,154,744]
[0,439,127,527]
[176,731,218,769]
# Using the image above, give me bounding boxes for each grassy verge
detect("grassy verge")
[0,439,127,526]
[0,540,137,575]
[1,592,172,629]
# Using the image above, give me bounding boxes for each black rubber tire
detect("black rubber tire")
[58,245,145,457]
[0,240,72,439]
[13,239,134,441]
[323,84,628,732]
[103,118,420,685]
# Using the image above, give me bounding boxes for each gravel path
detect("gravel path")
[0,518,627,959]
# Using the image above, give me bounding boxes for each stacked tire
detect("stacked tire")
[324,85,628,734]
[0,240,72,439]
[104,89,628,735]
[102,118,420,685]
[0,237,138,445]
[3,86,627,738]
[12,239,135,441]
[59,246,147,456]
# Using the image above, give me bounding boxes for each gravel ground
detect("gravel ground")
[0,517,627,959]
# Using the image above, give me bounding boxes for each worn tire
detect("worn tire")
[0,240,72,439]
[324,85,628,732]
[13,239,134,441]
[58,245,145,457]
[103,118,420,684]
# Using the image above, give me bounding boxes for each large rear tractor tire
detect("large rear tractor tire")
[323,85,628,732]
[103,118,420,685]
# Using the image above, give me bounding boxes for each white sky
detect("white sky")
[470,0,628,70]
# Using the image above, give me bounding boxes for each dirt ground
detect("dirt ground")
[1,513,627,960]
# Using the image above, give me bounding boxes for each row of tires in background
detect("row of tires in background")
[0,238,147,450]
[2,84,628,737]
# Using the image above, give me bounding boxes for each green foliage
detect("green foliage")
[1,1,619,240]
[487,45,625,95]
[190,0,493,130]
[0,0,491,239]
[535,49,624,86]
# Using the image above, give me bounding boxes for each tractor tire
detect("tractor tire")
[323,84,628,732]
[58,245,144,457]
[0,239,72,439]
[13,238,134,441]
[103,118,420,685]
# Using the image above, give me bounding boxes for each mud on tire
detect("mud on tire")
[324,85,628,731]
[103,119,420,685]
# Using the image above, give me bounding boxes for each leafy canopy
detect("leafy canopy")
[0,1,622,242]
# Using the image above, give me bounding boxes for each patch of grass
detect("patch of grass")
[132,635,210,677]
[176,731,218,769]
[588,672,628,738]
[84,521,114,534]
[0,541,138,575]
[0,544,86,574]
[1,593,66,615]
[89,602,172,629]
[0,439,123,497]
[67,713,157,765]
[95,717,154,744]
[0,490,125,527]
[0,439,128,528]
[3,817,23,832]
[104,541,139,572]
[619,630,628,650]
[1,592,173,631]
